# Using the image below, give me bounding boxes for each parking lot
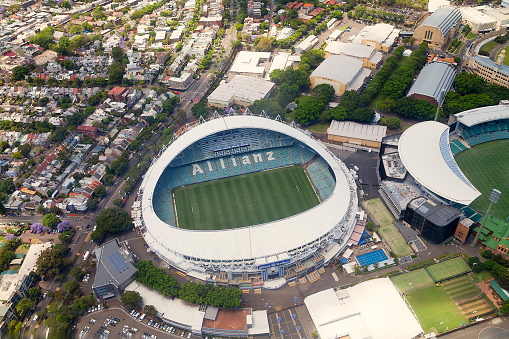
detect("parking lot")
[268,307,306,339]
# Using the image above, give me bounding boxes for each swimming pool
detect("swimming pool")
[356,249,388,267]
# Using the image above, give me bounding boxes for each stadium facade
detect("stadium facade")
[134,114,358,287]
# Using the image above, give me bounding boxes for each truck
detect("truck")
[83,251,90,260]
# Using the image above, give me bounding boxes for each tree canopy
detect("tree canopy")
[247,99,284,118]
[35,244,69,279]
[42,213,61,229]
[91,207,133,241]
[121,291,142,309]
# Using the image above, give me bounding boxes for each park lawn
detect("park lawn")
[455,140,509,220]
[471,270,495,283]
[407,285,466,334]
[480,41,498,55]
[307,121,328,133]
[454,41,465,54]
[466,33,478,39]
[173,165,319,230]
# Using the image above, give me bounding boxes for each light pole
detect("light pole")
[472,189,501,247]
[434,89,446,122]
[471,262,477,273]
[438,321,444,333]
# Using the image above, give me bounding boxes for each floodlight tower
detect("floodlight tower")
[472,189,502,247]
[434,89,446,122]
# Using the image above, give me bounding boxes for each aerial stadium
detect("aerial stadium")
[135,114,358,286]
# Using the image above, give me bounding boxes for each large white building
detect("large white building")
[208,75,275,108]
[460,7,497,33]
[324,41,383,69]
[304,278,423,339]
[351,23,400,52]
[229,51,271,78]
[295,35,319,54]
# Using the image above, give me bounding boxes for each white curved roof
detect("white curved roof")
[454,104,509,127]
[398,121,480,205]
[140,115,355,264]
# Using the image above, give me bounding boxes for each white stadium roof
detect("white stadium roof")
[398,121,480,205]
[304,278,422,339]
[454,104,509,127]
[140,115,357,271]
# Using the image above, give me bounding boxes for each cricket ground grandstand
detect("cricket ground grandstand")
[133,114,358,287]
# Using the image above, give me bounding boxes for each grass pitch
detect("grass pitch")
[173,165,319,230]
[362,198,395,227]
[378,224,414,257]
[455,140,509,219]
[406,285,466,334]
[391,268,434,294]
[426,257,471,282]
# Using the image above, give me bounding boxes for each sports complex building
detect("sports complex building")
[134,114,358,287]
[380,102,509,244]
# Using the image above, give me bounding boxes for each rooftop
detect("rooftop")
[310,55,363,85]
[230,51,270,75]
[473,55,509,77]
[421,7,461,37]
[208,75,275,104]
[407,62,456,102]
[92,239,137,290]
[325,41,376,59]
[353,23,397,44]
[327,120,387,142]
[454,103,509,127]
[398,121,481,205]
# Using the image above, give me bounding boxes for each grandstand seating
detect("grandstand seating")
[306,158,336,201]
[449,142,461,155]
[493,130,509,140]
[466,137,480,146]
[228,156,243,176]
[477,133,494,143]
[458,120,509,148]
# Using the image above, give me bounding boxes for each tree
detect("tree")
[70,266,85,281]
[16,298,34,317]
[42,213,61,229]
[256,37,272,52]
[162,97,180,114]
[247,99,284,118]
[294,97,326,125]
[0,178,15,195]
[311,84,335,103]
[111,47,126,63]
[94,184,106,197]
[349,108,375,123]
[339,90,360,112]
[93,207,133,241]
[108,62,125,84]
[67,113,85,127]
[10,66,28,81]
[144,305,158,318]
[35,244,69,279]
[135,261,179,297]
[12,152,22,159]
[56,221,71,232]
[7,4,20,15]
[191,101,209,119]
[87,197,99,211]
[59,1,71,9]
[113,198,123,206]
[380,117,401,129]
[28,287,41,301]
[121,291,142,309]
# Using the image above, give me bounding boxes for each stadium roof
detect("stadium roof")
[92,239,137,290]
[140,115,357,268]
[407,62,456,103]
[454,104,509,127]
[208,75,275,106]
[310,55,363,85]
[398,121,481,205]
[473,56,509,77]
[304,278,422,339]
[421,7,461,37]
[327,120,387,142]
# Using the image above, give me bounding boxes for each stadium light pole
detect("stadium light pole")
[472,189,501,248]
[434,89,446,122]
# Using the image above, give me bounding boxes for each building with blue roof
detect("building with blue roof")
[407,61,456,106]
[469,53,509,89]
[413,7,462,49]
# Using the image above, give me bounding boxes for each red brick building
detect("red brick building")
[107,87,129,102]
[76,125,99,138]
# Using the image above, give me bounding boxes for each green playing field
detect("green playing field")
[455,140,509,219]
[173,165,320,230]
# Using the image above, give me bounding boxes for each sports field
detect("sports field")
[173,165,319,230]
[362,198,395,227]
[441,276,495,318]
[378,224,414,257]
[407,285,466,334]
[455,139,509,219]
[391,268,434,294]
[426,257,471,282]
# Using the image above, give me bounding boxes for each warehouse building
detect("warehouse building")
[407,62,456,106]
[309,55,370,96]
[324,42,383,69]
[351,23,400,52]
[92,239,137,300]
[295,35,319,54]
[459,7,497,33]
[468,52,509,89]
[229,51,271,78]
[413,7,461,49]
[327,120,387,149]
[208,75,275,108]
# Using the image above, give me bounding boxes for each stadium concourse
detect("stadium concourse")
[133,114,359,288]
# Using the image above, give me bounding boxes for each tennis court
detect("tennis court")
[378,224,414,257]
[355,249,388,267]
[442,276,495,318]
[426,257,471,282]
[362,198,395,227]
[391,268,434,294]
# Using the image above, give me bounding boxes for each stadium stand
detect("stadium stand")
[153,134,338,225]
[457,120,509,147]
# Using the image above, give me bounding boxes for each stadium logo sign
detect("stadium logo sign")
[192,151,276,175]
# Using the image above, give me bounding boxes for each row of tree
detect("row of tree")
[135,261,242,308]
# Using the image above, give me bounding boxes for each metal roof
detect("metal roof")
[407,62,456,102]
[140,115,358,266]
[454,104,509,127]
[325,41,375,59]
[327,120,387,142]
[398,121,481,205]
[310,55,363,85]
[473,56,509,77]
[208,75,275,105]
[92,239,137,289]
[421,7,461,37]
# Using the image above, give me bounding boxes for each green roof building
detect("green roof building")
[473,215,509,258]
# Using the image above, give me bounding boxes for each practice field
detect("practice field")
[442,276,495,318]
[362,198,395,227]
[406,285,466,334]
[378,224,414,257]
[455,140,509,219]
[173,165,319,230]
[426,257,471,282]
[391,268,434,294]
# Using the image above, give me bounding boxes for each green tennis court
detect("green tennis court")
[173,165,319,230]
[426,257,471,282]
[391,268,434,293]
[378,224,414,257]
[362,198,395,227]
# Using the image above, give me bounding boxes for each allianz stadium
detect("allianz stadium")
[134,114,358,287]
